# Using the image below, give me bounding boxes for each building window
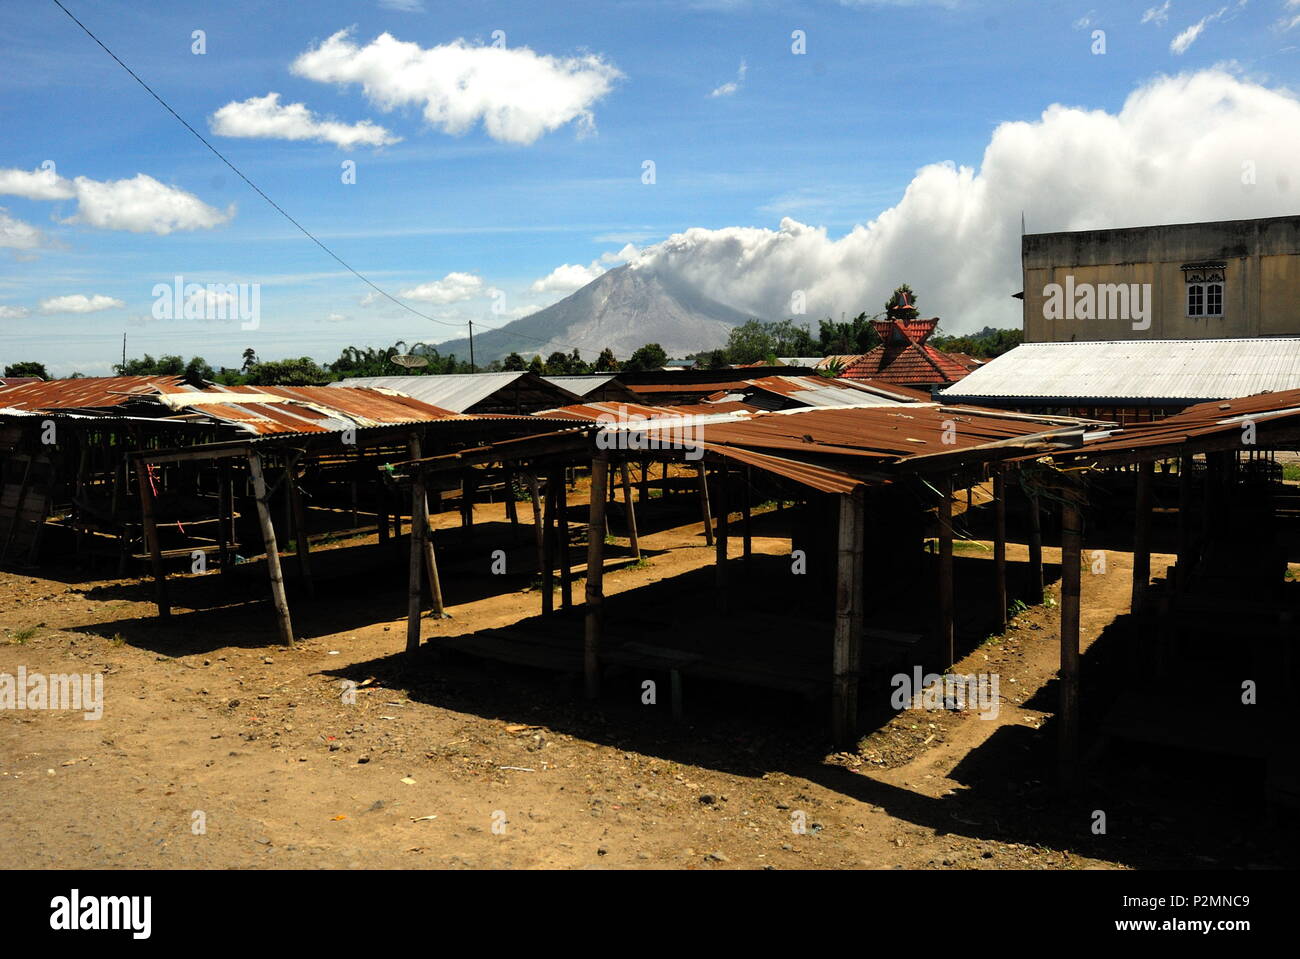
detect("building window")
[1181,261,1226,319]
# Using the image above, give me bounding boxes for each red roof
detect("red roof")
[841,343,969,387]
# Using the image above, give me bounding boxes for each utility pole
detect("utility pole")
[121,332,126,371]
[468,320,475,373]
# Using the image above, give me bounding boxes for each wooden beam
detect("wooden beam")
[584,451,609,699]
[620,461,640,562]
[1131,460,1153,614]
[133,459,170,618]
[831,490,864,746]
[1058,495,1083,789]
[993,471,1007,631]
[937,474,955,669]
[697,461,714,546]
[247,451,294,646]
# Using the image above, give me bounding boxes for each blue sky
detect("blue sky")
[2,0,1299,374]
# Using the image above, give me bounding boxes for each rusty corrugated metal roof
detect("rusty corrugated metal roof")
[0,375,182,411]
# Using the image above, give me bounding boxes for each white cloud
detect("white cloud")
[1278,0,1300,30]
[210,93,401,149]
[530,261,605,294]
[0,209,49,250]
[379,0,424,10]
[386,271,484,304]
[616,69,1300,335]
[710,60,747,98]
[39,293,125,314]
[1171,5,1228,54]
[1141,2,1172,25]
[291,29,621,145]
[0,304,30,319]
[0,166,76,201]
[63,174,233,234]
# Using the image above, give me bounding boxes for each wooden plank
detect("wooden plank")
[831,490,864,746]
[134,459,169,618]
[248,451,294,646]
[585,451,609,699]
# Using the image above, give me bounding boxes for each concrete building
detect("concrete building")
[1023,214,1300,343]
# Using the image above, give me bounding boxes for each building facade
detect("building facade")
[1022,214,1300,342]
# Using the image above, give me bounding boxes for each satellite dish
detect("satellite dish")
[391,354,428,369]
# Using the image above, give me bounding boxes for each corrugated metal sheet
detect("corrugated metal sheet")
[938,339,1300,403]
[154,384,465,436]
[540,374,617,397]
[0,375,182,411]
[331,372,580,413]
[742,375,915,408]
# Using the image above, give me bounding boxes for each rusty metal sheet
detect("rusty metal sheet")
[0,375,182,412]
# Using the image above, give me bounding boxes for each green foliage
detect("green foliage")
[3,361,47,379]
[114,354,212,386]
[886,283,919,317]
[622,342,668,372]
[929,326,1023,359]
[502,351,527,372]
[594,347,619,372]
[723,319,817,365]
[245,356,332,386]
[817,311,881,356]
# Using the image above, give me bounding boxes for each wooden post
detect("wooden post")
[1131,459,1153,614]
[555,467,573,609]
[504,466,520,542]
[1026,481,1044,600]
[247,451,294,646]
[937,473,955,669]
[460,470,475,541]
[134,458,170,618]
[741,466,753,567]
[408,436,444,619]
[993,471,1007,631]
[832,490,864,746]
[526,472,546,612]
[1176,453,1193,581]
[697,461,714,546]
[619,461,640,561]
[406,444,427,654]
[541,472,555,615]
[377,479,389,544]
[638,459,649,504]
[1059,494,1083,789]
[217,461,232,572]
[286,456,313,598]
[714,466,729,611]
[585,451,609,699]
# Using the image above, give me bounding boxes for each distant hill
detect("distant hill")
[435,264,761,363]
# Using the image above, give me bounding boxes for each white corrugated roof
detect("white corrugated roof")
[936,339,1300,403]
[541,374,617,397]
[332,373,528,412]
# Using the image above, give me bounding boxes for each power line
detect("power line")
[50,0,591,358]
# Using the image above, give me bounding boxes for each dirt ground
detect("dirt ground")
[0,484,1292,870]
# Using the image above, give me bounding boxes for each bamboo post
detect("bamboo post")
[993,471,1007,631]
[831,490,864,746]
[697,461,714,546]
[286,455,313,598]
[247,451,294,646]
[1131,459,1153,614]
[619,461,640,561]
[1059,495,1083,789]
[133,458,169,618]
[938,473,955,669]
[585,450,609,699]
[555,467,573,609]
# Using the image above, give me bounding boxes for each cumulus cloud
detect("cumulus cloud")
[291,29,621,144]
[370,271,485,305]
[0,304,31,319]
[63,174,233,234]
[0,209,50,250]
[210,93,400,149]
[1141,2,1172,25]
[39,294,125,314]
[530,261,605,294]
[0,166,76,201]
[710,60,747,98]
[616,69,1300,334]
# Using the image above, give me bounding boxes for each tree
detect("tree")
[568,348,589,374]
[886,283,919,318]
[544,351,571,375]
[594,347,619,372]
[817,312,880,355]
[3,361,47,379]
[240,348,258,372]
[622,343,668,372]
[502,352,527,372]
[527,355,544,375]
[183,356,214,386]
[724,320,775,365]
[245,356,331,386]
